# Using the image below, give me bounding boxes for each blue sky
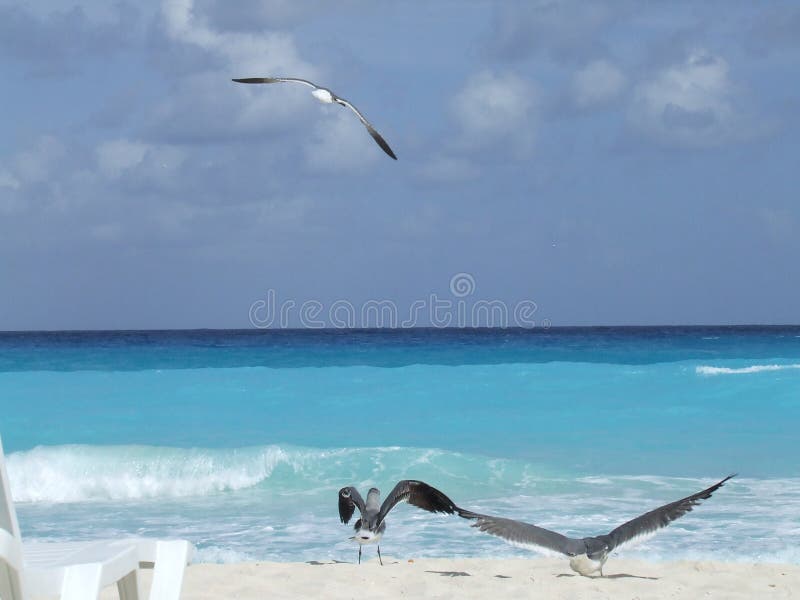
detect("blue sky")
[1,1,798,329]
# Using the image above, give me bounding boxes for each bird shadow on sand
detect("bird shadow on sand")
[425,570,471,577]
[556,573,659,580]
[313,559,402,565]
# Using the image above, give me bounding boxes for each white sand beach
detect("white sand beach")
[107,557,799,599]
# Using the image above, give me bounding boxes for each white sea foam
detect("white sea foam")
[9,448,800,564]
[6,444,293,502]
[695,363,800,376]
[5,444,536,504]
[194,546,259,564]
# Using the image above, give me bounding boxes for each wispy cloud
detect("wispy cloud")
[96,139,149,178]
[1,1,797,328]
[451,70,538,154]
[486,1,624,63]
[304,109,385,171]
[571,59,627,109]
[629,50,761,148]
[12,135,66,184]
[148,0,320,144]
[0,2,139,74]
[416,155,479,183]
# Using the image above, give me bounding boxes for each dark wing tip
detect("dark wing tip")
[232,78,279,84]
[696,474,736,499]
[404,480,458,514]
[607,474,736,550]
[365,125,397,160]
[338,487,356,524]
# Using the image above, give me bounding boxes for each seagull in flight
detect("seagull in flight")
[232,76,397,160]
[458,475,735,577]
[338,480,459,564]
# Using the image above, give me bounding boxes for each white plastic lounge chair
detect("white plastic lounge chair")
[0,436,193,600]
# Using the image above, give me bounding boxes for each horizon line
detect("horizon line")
[1,323,799,335]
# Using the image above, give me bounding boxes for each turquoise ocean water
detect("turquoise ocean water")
[1,327,799,563]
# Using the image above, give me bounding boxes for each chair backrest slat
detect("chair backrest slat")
[0,435,25,600]
[0,437,21,541]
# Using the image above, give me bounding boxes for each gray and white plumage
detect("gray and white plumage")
[231,76,397,160]
[338,480,458,564]
[458,475,735,577]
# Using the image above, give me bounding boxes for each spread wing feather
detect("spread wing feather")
[231,77,397,159]
[376,480,457,526]
[336,98,397,160]
[338,486,366,524]
[606,475,735,551]
[458,509,584,556]
[232,77,317,88]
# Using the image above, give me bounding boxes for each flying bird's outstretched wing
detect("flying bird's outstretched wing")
[335,97,398,160]
[338,487,367,524]
[458,508,585,556]
[605,474,735,551]
[231,76,397,159]
[376,480,458,526]
[232,77,318,88]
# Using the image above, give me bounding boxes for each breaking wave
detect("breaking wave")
[695,363,800,376]
[7,444,800,564]
[5,444,546,504]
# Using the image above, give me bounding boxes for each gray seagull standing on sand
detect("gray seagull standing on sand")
[338,480,458,565]
[232,76,397,160]
[458,475,735,577]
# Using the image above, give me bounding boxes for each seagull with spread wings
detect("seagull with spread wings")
[338,480,458,564]
[458,475,735,577]
[232,76,397,160]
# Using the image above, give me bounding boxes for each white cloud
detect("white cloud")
[96,139,187,183]
[195,0,330,32]
[136,145,188,186]
[303,109,383,171]
[96,139,148,177]
[0,170,21,190]
[629,50,753,147]
[254,196,313,228]
[451,70,537,153]
[0,135,97,216]
[13,135,65,184]
[229,76,315,134]
[417,155,479,183]
[399,203,443,237]
[488,1,620,63]
[152,200,206,237]
[163,0,311,75]
[0,2,143,79]
[152,0,321,142]
[0,170,22,214]
[0,0,140,24]
[154,0,399,171]
[424,70,538,179]
[571,59,626,108]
